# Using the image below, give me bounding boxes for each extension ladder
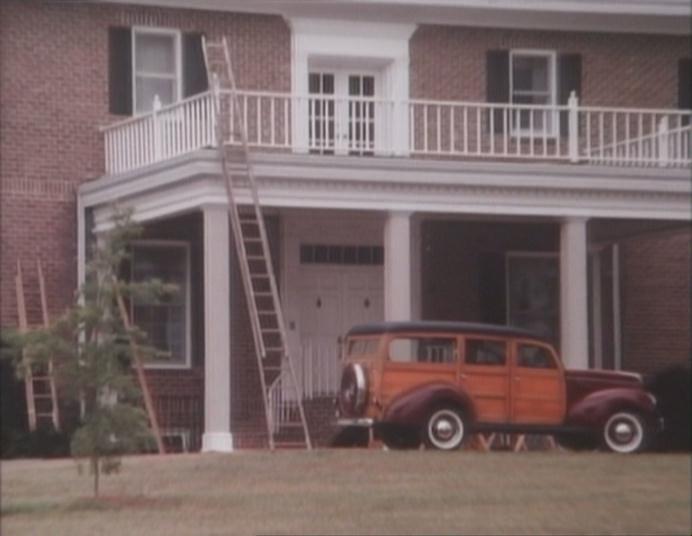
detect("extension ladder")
[202,37,312,450]
[14,259,60,432]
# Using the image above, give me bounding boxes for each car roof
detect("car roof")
[346,320,548,342]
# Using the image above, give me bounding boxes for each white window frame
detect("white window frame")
[132,26,182,115]
[131,240,192,369]
[509,49,558,138]
[307,68,382,155]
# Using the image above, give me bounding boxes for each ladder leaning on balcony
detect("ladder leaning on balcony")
[201,37,312,451]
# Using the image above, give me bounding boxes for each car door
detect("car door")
[510,340,566,425]
[459,337,510,423]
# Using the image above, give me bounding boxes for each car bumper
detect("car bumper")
[336,418,374,428]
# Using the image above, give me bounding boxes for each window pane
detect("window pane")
[132,245,187,365]
[517,344,557,369]
[513,56,549,93]
[135,76,175,112]
[389,337,456,364]
[465,339,506,366]
[135,33,175,74]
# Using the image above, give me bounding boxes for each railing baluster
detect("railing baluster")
[423,105,428,153]
[257,96,262,145]
[450,105,455,154]
[489,104,495,155]
[270,97,275,147]
[585,111,591,161]
[409,103,414,152]
[436,105,442,153]
[625,113,630,161]
[463,106,468,155]
[504,107,509,156]
[542,108,548,157]
[284,97,289,147]
[598,112,604,162]
[529,108,534,157]
[476,107,481,154]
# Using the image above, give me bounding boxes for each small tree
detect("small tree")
[3,210,173,496]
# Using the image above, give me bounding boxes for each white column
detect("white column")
[560,217,589,370]
[384,211,413,321]
[202,205,233,452]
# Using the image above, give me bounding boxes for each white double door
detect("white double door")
[308,70,380,154]
[291,265,383,397]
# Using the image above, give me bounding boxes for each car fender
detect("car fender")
[382,382,476,429]
[565,387,656,429]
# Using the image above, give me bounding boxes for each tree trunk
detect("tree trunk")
[92,456,100,497]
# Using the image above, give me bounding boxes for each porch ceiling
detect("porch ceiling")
[80,149,692,230]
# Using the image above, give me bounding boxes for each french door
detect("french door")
[308,71,378,155]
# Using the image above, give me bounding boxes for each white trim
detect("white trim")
[132,26,182,116]
[509,49,558,138]
[131,239,192,369]
[591,249,603,369]
[612,243,622,371]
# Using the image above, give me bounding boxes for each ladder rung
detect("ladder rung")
[251,274,269,279]
[36,413,55,418]
[33,394,54,399]
[264,347,284,353]
[244,238,263,244]
[262,365,283,372]
[262,328,281,334]
[257,310,276,315]
[254,292,273,297]
[247,255,267,261]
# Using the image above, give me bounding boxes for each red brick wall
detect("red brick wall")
[620,227,691,374]
[0,0,291,328]
[410,25,690,108]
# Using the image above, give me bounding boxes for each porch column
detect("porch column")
[202,205,233,452]
[560,217,589,370]
[384,211,413,321]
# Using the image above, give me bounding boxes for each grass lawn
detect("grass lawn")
[1,449,690,536]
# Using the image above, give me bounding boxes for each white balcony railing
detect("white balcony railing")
[102,90,692,175]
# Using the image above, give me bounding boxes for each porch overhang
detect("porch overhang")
[80,149,692,231]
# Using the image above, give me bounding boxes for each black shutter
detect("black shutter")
[183,33,208,98]
[108,27,132,115]
[679,58,691,110]
[486,50,510,133]
[558,53,582,137]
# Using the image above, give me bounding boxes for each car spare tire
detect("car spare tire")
[338,362,368,417]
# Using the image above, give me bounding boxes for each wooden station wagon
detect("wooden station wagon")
[336,321,662,453]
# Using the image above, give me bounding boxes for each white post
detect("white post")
[568,91,579,163]
[384,211,413,321]
[590,249,603,369]
[152,94,162,162]
[560,217,589,369]
[202,205,233,452]
[658,116,669,167]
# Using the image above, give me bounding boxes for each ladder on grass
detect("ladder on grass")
[202,37,312,451]
[14,259,61,432]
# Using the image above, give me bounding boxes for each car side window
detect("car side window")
[465,339,507,366]
[517,344,557,369]
[389,337,457,364]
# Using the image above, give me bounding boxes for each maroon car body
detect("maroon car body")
[336,321,662,452]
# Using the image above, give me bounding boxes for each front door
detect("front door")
[459,337,510,423]
[509,341,566,425]
[308,71,378,155]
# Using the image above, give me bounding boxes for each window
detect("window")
[347,338,379,358]
[133,28,181,114]
[517,344,557,369]
[300,244,384,266]
[389,337,457,364]
[465,339,506,366]
[510,50,557,136]
[308,70,378,155]
[131,242,190,367]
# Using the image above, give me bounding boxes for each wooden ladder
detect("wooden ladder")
[14,259,60,432]
[202,37,312,451]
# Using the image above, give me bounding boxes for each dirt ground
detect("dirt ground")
[1,449,690,535]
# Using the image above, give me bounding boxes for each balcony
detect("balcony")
[102,90,692,176]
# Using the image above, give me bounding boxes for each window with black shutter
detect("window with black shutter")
[109,27,208,116]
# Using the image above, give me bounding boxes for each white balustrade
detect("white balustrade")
[102,90,692,175]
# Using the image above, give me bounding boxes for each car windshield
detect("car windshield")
[346,337,379,358]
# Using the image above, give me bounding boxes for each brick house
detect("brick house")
[1,0,689,452]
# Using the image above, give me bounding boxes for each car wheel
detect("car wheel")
[424,407,466,450]
[602,411,648,453]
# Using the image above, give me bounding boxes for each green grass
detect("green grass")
[1,450,690,535]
